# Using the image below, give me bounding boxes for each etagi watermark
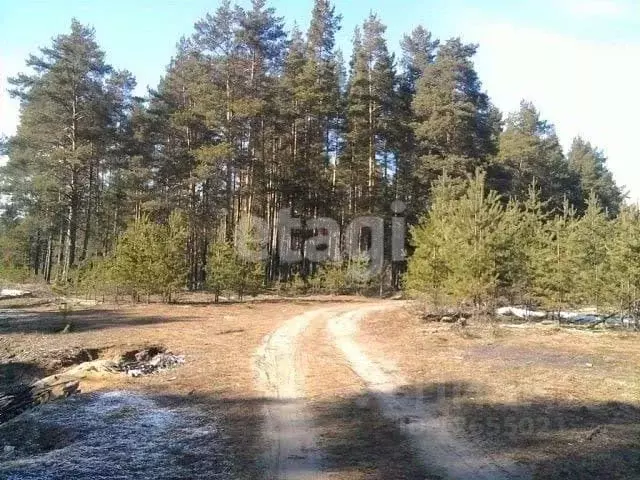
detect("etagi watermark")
[235,200,408,276]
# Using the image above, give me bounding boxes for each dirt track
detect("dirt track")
[254,303,530,479]
[1,298,638,479]
[254,308,333,478]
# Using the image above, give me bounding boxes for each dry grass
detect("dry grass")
[0,297,345,478]
[358,306,640,479]
[2,296,638,478]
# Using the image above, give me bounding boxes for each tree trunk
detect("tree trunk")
[56,223,65,282]
[44,231,54,283]
[63,176,79,282]
[33,229,41,276]
[80,161,94,262]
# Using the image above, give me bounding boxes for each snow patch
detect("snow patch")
[495,306,546,319]
[0,289,31,299]
[496,306,639,328]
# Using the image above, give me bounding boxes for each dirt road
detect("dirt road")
[254,303,530,480]
[6,298,635,478]
[254,307,335,479]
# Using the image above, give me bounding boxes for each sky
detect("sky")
[1,0,640,199]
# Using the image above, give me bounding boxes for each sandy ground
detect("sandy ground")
[0,298,324,479]
[328,306,530,480]
[254,307,336,479]
[0,296,638,479]
[252,302,531,479]
[356,306,640,479]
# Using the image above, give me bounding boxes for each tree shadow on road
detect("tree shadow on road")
[155,380,640,479]
[0,381,638,479]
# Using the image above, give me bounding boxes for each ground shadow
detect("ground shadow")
[155,380,640,479]
[0,308,197,335]
[0,295,385,335]
[0,361,47,389]
[0,381,637,479]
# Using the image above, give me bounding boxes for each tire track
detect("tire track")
[327,306,531,480]
[254,307,336,479]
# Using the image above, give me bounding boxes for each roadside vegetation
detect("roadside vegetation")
[0,2,638,479]
[405,171,640,318]
[0,0,625,310]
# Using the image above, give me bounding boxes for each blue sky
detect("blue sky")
[2,0,640,198]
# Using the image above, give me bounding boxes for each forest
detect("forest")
[0,0,629,310]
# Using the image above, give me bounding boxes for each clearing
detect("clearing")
[0,295,638,479]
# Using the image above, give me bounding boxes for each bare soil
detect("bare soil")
[0,297,335,478]
[357,306,640,480]
[0,295,638,479]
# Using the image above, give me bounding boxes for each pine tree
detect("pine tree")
[191,0,248,244]
[406,170,505,310]
[396,26,439,218]
[91,69,138,259]
[110,212,188,302]
[610,206,640,314]
[532,199,579,312]
[6,19,130,282]
[342,15,398,215]
[343,26,369,214]
[494,199,528,303]
[278,25,308,210]
[399,26,439,96]
[511,182,549,305]
[1,4,628,302]
[207,242,237,302]
[405,174,460,308]
[572,193,611,311]
[233,215,265,299]
[495,101,579,211]
[449,171,504,308]
[111,215,162,301]
[568,137,623,215]
[411,39,500,209]
[297,0,342,218]
[0,209,33,281]
[155,210,188,303]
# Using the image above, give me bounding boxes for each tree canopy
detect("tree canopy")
[0,3,626,302]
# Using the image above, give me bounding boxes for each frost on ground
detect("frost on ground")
[0,390,232,480]
[328,306,531,480]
